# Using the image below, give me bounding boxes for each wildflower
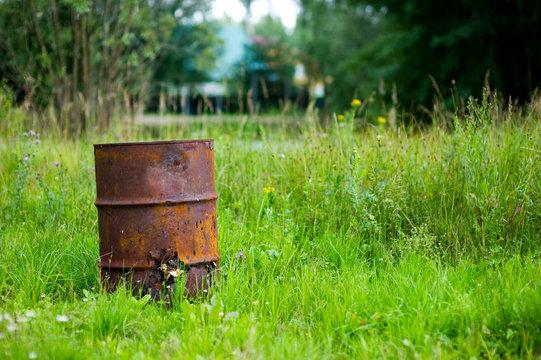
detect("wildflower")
[263,186,275,193]
[28,130,36,136]
[23,156,29,162]
[377,116,387,124]
[54,162,60,167]
[375,313,381,320]
[351,99,361,107]
[25,310,36,318]
[219,312,224,318]
[234,252,246,261]
[29,352,37,359]
[402,339,411,346]
[360,319,367,326]
[6,322,18,332]
[34,139,40,144]
[337,114,345,120]
[351,314,357,320]
[55,315,69,322]
[23,132,28,137]
[225,312,239,320]
[368,214,375,221]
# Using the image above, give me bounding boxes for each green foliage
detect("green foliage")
[234,15,299,112]
[371,0,541,105]
[297,0,541,115]
[0,0,215,130]
[0,96,540,357]
[295,1,385,111]
[152,21,219,87]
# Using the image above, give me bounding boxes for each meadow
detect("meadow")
[0,94,540,359]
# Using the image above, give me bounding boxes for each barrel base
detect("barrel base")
[100,261,219,301]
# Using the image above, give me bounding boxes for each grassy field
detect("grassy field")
[0,95,540,359]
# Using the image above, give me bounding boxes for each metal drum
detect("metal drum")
[94,140,219,299]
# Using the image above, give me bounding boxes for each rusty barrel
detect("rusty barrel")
[94,139,219,299]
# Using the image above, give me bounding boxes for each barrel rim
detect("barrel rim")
[94,139,214,148]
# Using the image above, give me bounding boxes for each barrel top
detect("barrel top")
[94,139,214,148]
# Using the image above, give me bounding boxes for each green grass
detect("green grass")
[0,94,540,359]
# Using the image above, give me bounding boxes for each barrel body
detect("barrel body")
[94,140,219,298]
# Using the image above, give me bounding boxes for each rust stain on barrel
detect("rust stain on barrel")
[94,139,219,298]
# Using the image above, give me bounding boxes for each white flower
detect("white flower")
[6,322,18,332]
[29,352,37,359]
[55,315,69,322]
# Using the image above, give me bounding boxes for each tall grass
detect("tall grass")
[0,92,539,358]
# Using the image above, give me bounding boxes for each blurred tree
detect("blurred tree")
[237,15,298,112]
[150,19,219,113]
[366,0,541,106]
[294,0,384,112]
[240,0,253,25]
[297,0,541,114]
[0,0,213,131]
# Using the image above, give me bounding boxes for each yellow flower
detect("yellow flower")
[377,135,382,141]
[375,313,381,320]
[360,319,367,326]
[351,314,357,320]
[263,186,275,193]
[337,114,345,120]
[350,99,361,107]
[377,116,387,124]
